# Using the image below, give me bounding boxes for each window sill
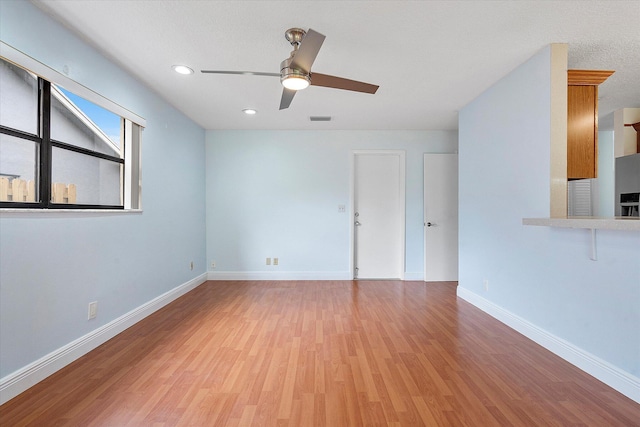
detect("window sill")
[522,217,640,231]
[0,208,143,218]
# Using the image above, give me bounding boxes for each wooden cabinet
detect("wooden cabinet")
[567,70,614,179]
[567,85,597,179]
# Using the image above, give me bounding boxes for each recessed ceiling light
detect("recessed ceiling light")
[243,109,257,115]
[172,65,194,75]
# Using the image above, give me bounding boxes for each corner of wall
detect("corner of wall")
[550,43,568,218]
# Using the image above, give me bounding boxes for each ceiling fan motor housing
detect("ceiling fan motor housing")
[280,55,311,86]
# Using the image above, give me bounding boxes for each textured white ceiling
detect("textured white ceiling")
[31,0,640,131]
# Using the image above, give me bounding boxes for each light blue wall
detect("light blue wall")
[206,130,457,278]
[459,46,640,378]
[0,1,206,377]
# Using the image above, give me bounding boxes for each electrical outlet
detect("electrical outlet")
[266,257,271,265]
[338,204,346,213]
[273,257,279,266]
[211,260,216,269]
[88,301,98,320]
[483,279,489,292]
[190,261,194,270]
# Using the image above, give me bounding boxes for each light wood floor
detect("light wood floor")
[1,281,639,426]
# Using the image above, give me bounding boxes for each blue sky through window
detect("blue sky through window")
[58,87,121,144]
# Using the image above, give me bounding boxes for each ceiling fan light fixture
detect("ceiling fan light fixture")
[279,42,310,91]
[281,74,310,91]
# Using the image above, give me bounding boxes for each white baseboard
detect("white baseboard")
[0,273,208,405]
[207,271,353,281]
[207,271,427,281]
[456,286,640,404]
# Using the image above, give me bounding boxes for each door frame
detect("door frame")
[350,150,406,280]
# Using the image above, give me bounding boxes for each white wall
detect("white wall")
[458,45,640,400]
[0,0,207,400]
[206,130,457,280]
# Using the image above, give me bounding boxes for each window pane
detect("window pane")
[50,85,122,157]
[0,133,39,203]
[52,147,122,206]
[0,57,38,135]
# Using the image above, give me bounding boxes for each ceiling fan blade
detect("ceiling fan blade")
[201,70,280,77]
[290,29,325,73]
[279,88,297,110]
[311,73,379,94]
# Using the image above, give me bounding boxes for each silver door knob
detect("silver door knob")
[426,222,434,227]
[355,221,362,226]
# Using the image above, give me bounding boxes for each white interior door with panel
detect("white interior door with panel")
[424,153,458,281]
[352,151,405,279]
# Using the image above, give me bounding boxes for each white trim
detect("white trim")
[0,41,146,127]
[0,273,207,405]
[208,271,352,281]
[124,120,134,209]
[207,271,425,281]
[456,286,640,404]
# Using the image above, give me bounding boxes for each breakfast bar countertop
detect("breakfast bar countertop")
[523,216,640,231]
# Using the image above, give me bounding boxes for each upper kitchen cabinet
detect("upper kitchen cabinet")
[567,70,614,179]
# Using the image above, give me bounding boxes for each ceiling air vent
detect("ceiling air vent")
[310,116,332,122]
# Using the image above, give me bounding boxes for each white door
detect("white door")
[353,151,405,279]
[424,153,458,281]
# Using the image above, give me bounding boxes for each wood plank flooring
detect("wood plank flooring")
[1,281,639,426]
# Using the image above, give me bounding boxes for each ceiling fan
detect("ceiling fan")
[201,28,379,110]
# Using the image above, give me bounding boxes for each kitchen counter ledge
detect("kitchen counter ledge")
[523,217,640,231]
